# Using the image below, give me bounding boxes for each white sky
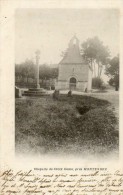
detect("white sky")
[15,9,119,66]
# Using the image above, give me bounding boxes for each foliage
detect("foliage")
[81,36,110,77]
[92,77,104,89]
[15,95,118,156]
[106,56,119,91]
[15,60,58,80]
[15,59,35,79]
[39,64,58,79]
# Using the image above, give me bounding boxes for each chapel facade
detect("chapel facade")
[56,36,92,92]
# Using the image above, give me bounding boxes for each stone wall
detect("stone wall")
[56,80,87,91]
[58,64,88,82]
[57,63,89,91]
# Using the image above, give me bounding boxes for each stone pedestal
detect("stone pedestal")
[36,84,40,89]
[23,88,48,96]
[15,86,22,98]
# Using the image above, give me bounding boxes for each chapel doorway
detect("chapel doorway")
[69,77,76,90]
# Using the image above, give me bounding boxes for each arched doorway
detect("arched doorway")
[69,77,76,90]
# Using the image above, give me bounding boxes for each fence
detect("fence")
[15,76,56,90]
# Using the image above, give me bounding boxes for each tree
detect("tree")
[81,36,110,77]
[105,56,119,91]
[39,64,58,80]
[23,59,36,81]
[16,61,58,81]
[50,67,58,79]
[15,59,35,81]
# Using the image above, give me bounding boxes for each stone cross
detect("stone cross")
[35,50,40,88]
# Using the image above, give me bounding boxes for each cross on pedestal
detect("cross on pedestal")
[35,50,40,89]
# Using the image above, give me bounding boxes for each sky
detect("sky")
[15,9,119,66]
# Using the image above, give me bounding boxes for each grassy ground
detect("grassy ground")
[15,94,119,158]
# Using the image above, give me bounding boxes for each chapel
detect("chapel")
[57,35,92,92]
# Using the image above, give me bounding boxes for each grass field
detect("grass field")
[15,94,119,158]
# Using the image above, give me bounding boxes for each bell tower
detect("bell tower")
[68,35,79,48]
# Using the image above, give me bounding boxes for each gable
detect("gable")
[59,36,87,65]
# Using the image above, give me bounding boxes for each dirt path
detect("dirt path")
[89,91,119,119]
[88,91,119,132]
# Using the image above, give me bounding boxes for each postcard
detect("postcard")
[0,0,123,194]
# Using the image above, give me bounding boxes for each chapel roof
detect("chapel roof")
[59,35,87,64]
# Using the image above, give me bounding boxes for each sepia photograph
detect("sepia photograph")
[15,8,119,160]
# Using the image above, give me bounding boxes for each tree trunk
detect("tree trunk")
[98,62,100,77]
[90,58,93,73]
[99,65,103,77]
[93,61,96,77]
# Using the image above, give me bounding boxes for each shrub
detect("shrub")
[51,86,55,90]
[92,77,104,89]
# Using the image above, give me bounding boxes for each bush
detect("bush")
[92,77,104,89]
[109,77,119,91]
[51,86,55,90]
